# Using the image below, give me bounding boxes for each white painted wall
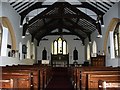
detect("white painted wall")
[0,2,37,66]
[85,2,120,67]
[0,2,120,66]
[0,56,35,66]
[37,34,85,64]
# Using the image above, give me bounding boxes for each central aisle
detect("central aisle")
[45,67,74,90]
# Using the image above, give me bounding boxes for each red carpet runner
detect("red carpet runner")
[45,67,74,90]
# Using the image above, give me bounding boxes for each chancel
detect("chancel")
[0,0,120,90]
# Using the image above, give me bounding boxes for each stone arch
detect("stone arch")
[0,17,16,50]
[103,18,120,54]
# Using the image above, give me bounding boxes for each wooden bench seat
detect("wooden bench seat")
[98,80,120,90]
[1,71,33,89]
[87,71,120,89]
[1,64,53,90]
[0,79,13,89]
[69,66,120,90]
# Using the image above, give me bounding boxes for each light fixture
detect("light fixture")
[26,16,29,24]
[88,34,91,43]
[31,42,34,45]
[95,2,104,27]
[96,21,102,38]
[22,36,25,39]
[20,25,23,28]
[89,41,92,44]
[101,24,105,27]
[97,34,102,38]
[26,29,30,35]
[101,16,104,27]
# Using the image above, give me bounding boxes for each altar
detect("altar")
[51,37,69,67]
[51,54,69,67]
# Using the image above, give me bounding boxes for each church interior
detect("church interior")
[0,0,120,89]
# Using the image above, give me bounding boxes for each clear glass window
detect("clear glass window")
[52,37,67,54]
[114,23,120,57]
[0,24,2,56]
[87,44,90,60]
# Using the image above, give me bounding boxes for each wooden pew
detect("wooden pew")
[98,80,120,90]
[0,79,13,89]
[1,70,33,89]
[87,71,120,89]
[69,66,120,90]
[2,66,40,90]
[1,64,53,90]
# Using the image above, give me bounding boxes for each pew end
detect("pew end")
[98,80,120,90]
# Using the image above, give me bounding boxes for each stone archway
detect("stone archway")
[0,17,16,50]
[103,18,120,54]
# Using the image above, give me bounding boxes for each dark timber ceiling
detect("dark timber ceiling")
[8,0,116,45]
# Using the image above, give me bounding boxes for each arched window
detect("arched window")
[92,41,97,54]
[31,43,35,59]
[27,40,31,59]
[19,42,22,60]
[87,44,90,60]
[63,41,67,54]
[73,47,78,60]
[42,47,47,60]
[91,41,97,57]
[0,23,2,56]
[114,23,120,57]
[52,37,67,55]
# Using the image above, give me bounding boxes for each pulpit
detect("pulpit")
[91,55,105,66]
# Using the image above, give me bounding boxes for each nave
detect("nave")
[45,67,74,90]
[1,64,120,90]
